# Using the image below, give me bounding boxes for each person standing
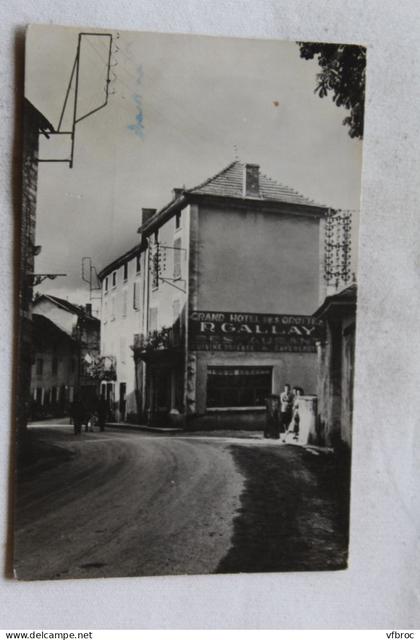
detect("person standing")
[289,387,303,441]
[70,393,85,435]
[279,383,294,441]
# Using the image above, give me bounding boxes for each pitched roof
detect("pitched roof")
[32,313,77,348]
[34,295,99,323]
[138,160,326,236]
[186,160,322,207]
[313,284,357,319]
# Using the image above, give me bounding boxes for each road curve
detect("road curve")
[14,428,244,580]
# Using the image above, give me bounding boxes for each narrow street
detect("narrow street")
[14,421,349,580]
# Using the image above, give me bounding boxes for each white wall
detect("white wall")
[147,207,189,333]
[100,250,145,415]
[197,205,320,314]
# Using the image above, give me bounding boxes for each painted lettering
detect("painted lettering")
[221,322,235,333]
[199,321,216,333]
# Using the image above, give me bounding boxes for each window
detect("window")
[122,290,128,317]
[105,276,109,292]
[123,262,128,281]
[149,307,158,332]
[133,281,141,310]
[207,366,272,408]
[136,253,141,273]
[175,211,181,229]
[36,358,43,375]
[112,271,117,287]
[173,237,182,279]
[52,356,58,375]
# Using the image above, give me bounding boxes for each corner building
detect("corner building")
[136,161,328,429]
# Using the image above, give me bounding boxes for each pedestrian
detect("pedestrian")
[264,394,280,439]
[279,383,294,441]
[289,387,303,440]
[70,394,85,435]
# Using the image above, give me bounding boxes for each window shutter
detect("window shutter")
[133,281,140,310]
[173,238,181,278]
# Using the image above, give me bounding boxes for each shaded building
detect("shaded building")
[17,99,55,433]
[313,208,359,450]
[30,294,100,417]
[30,314,79,419]
[314,284,357,450]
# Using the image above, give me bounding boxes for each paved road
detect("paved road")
[14,426,244,580]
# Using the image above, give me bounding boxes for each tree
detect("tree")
[298,43,366,139]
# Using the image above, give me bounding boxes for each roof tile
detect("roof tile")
[186,160,322,207]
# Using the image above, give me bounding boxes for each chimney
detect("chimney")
[85,303,92,316]
[173,188,183,199]
[243,163,260,198]
[141,208,157,225]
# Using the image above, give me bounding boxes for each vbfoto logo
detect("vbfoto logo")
[386,633,415,639]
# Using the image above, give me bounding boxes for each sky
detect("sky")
[26,25,363,309]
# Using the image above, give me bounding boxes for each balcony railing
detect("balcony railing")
[132,324,184,359]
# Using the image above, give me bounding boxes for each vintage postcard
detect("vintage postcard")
[14,25,365,579]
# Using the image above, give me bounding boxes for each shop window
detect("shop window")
[207,366,272,408]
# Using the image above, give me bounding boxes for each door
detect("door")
[119,382,127,421]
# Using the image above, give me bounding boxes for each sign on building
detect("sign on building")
[189,311,324,353]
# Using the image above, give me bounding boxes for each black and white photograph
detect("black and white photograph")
[14,24,365,581]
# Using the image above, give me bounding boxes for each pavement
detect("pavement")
[14,420,347,580]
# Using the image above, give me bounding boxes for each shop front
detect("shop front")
[186,310,324,430]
